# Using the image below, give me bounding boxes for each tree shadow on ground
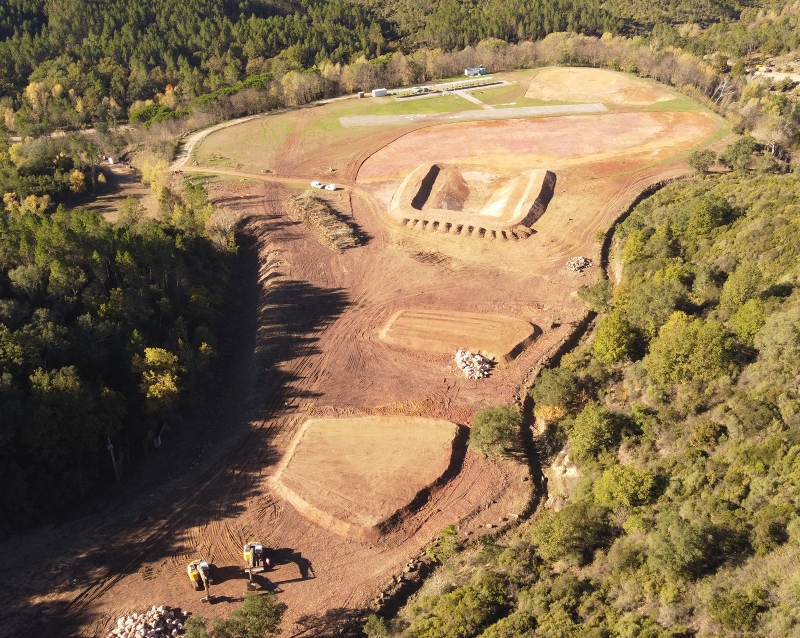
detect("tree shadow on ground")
[14,216,350,637]
[268,548,317,584]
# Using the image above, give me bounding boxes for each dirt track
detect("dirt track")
[0,69,728,638]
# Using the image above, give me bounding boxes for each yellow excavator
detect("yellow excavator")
[187,559,213,602]
[243,542,269,589]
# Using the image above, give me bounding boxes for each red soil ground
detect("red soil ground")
[0,77,725,638]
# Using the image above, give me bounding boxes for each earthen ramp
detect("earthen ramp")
[271,417,458,540]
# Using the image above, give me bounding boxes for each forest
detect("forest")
[0,0,619,134]
[1,0,800,633]
[0,173,236,532]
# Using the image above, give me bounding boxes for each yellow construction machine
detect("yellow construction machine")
[243,542,269,588]
[187,559,213,602]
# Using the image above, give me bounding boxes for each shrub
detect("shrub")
[709,588,767,630]
[593,309,636,364]
[721,136,758,171]
[624,278,687,338]
[469,405,522,458]
[686,195,731,235]
[479,611,535,637]
[687,149,716,173]
[186,593,286,638]
[731,298,765,344]
[409,571,508,638]
[213,593,286,638]
[643,312,735,387]
[363,614,389,637]
[570,404,617,461]
[426,525,462,563]
[719,262,762,313]
[593,464,656,507]
[578,276,612,312]
[647,513,713,579]
[688,419,725,447]
[530,502,612,564]
[530,368,578,409]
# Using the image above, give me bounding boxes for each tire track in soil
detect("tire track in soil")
[272,107,319,176]
[39,180,355,636]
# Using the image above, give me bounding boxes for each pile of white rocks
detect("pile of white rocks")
[455,349,491,379]
[108,606,185,638]
[567,256,592,272]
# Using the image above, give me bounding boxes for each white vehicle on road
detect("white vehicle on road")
[311,181,324,189]
[324,183,337,191]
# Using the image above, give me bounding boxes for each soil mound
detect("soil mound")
[430,168,470,211]
[271,417,459,540]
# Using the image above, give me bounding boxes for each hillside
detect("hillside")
[375,167,800,637]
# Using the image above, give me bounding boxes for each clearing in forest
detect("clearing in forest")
[8,68,730,638]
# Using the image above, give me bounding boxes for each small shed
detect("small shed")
[358,91,365,98]
[371,88,388,97]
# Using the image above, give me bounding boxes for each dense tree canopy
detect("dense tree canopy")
[0,185,232,532]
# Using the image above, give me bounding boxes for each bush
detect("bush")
[469,405,522,458]
[578,276,612,312]
[213,593,286,637]
[593,464,656,507]
[530,368,578,409]
[721,136,758,171]
[643,312,735,387]
[570,404,617,461]
[185,593,286,638]
[409,571,508,638]
[530,502,612,564]
[687,149,716,173]
[709,588,767,630]
[593,309,636,364]
[427,525,463,563]
[363,614,389,637]
[647,513,713,579]
[730,298,765,344]
[719,262,762,313]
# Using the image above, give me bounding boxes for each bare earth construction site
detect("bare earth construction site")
[0,68,727,637]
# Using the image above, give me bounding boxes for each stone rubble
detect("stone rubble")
[455,349,491,379]
[108,606,185,638]
[566,256,592,272]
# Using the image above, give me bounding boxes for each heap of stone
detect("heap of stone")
[108,606,185,638]
[566,256,592,272]
[455,349,491,379]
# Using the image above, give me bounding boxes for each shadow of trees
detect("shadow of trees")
[15,215,350,637]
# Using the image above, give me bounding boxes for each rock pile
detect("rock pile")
[108,606,185,638]
[455,349,491,379]
[566,256,592,272]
